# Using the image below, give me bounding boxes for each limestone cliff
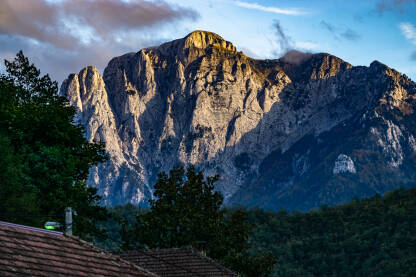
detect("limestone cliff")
[61,31,416,210]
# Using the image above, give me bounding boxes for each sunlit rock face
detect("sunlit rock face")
[61,30,416,210]
[333,154,356,174]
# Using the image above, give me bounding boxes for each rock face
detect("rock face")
[61,30,416,210]
[333,154,356,174]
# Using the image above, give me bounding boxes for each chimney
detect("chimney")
[65,207,73,235]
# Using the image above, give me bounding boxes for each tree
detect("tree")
[0,51,107,238]
[122,165,276,277]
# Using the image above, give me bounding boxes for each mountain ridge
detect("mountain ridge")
[60,30,416,210]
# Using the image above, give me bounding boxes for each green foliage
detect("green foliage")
[0,51,107,238]
[94,204,148,251]
[122,166,276,277]
[132,166,223,250]
[0,133,39,221]
[248,187,416,276]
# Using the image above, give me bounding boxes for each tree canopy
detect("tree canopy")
[121,165,276,277]
[0,51,107,238]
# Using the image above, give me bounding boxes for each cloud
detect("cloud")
[399,23,416,62]
[399,22,416,45]
[0,0,198,83]
[320,20,361,42]
[63,0,198,40]
[341,28,361,41]
[273,20,291,53]
[0,33,165,85]
[0,1,74,49]
[271,21,314,64]
[235,1,306,15]
[320,20,336,33]
[376,0,416,14]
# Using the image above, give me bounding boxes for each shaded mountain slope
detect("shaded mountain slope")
[230,61,416,210]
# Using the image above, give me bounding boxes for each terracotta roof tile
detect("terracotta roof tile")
[0,221,159,277]
[120,248,239,277]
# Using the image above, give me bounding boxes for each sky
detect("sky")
[1,0,416,84]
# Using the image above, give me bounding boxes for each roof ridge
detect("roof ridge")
[187,247,240,276]
[0,220,63,236]
[145,247,190,252]
[122,248,206,277]
[123,247,240,276]
[65,234,159,277]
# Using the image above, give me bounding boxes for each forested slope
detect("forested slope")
[248,187,416,276]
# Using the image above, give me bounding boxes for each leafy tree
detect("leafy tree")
[0,51,107,238]
[94,204,149,251]
[122,165,276,277]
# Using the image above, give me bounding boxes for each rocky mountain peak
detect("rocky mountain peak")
[153,30,237,65]
[183,30,236,52]
[277,51,352,82]
[369,60,387,70]
[60,65,104,112]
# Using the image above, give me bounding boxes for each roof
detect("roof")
[120,248,239,277]
[0,221,158,277]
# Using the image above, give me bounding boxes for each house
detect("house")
[0,221,158,276]
[120,248,239,277]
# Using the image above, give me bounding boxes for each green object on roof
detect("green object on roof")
[44,221,61,230]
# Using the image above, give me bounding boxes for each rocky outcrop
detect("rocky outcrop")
[333,154,356,174]
[61,30,416,209]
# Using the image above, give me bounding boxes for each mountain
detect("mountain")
[60,30,416,210]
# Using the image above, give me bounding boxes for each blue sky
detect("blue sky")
[1,0,416,82]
